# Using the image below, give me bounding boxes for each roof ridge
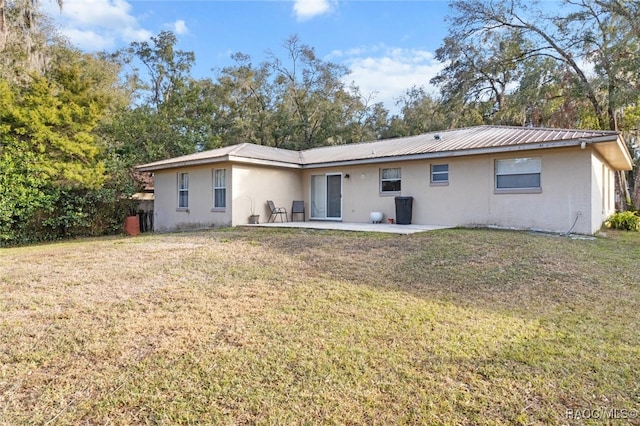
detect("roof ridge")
[228,142,251,155]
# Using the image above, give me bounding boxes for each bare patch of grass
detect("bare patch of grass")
[1,228,639,424]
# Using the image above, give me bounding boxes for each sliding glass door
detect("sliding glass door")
[310,173,342,220]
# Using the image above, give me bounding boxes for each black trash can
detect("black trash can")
[395,196,413,225]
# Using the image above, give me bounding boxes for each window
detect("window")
[380,168,401,193]
[213,168,226,209]
[431,164,449,184]
[178,172,189,208]
[495,158,541,190]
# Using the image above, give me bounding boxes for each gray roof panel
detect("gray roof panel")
[299,126,619,165]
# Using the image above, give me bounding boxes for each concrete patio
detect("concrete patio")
[245,221,454,235]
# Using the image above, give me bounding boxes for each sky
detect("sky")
[42,0,453,114]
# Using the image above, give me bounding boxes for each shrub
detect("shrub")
[605,211,640,231]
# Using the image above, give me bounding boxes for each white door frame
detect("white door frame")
[310,173,342,221]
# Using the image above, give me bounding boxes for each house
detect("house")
[135,125,633,235]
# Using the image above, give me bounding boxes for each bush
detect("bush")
[1,186,137,247]
[605,211,640,231]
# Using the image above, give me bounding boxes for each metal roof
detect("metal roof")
[300,126,624,165]
[136,143,303,172]
[136,125,633,172]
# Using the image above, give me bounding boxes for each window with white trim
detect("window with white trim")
[213,168,226,209]
[431,164,449,184]
[495,158,541,190]
[380,168,401,193]
[178,172,189,208]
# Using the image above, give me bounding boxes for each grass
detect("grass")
[1,227,639,425]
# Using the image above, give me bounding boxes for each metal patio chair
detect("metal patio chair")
[267,200,288,222]
[291,200,305,222]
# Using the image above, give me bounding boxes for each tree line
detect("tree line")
[1,0,639,245]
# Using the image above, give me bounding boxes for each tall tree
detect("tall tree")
[394,86,469,135]
[212,53,276,146]
[208,36,372,149]
[439,0,639,131]
[110,31,218,162]
[433,29,531,125]
[267,35,357,149]
[0,47,124,244]
[124,31,194,112]
[436,0,640,209]
[0,0,63,72]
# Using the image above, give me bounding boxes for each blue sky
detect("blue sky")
[43,0,452,113]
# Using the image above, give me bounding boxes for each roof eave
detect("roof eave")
[135,154,302,172]
[592,135,634,170]
[134,130,632,172]
[135,155,232,172]
[229,155,302,169]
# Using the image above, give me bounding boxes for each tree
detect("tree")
[205,36,374,149]
[211,53,276,146]
[394,86,467,135]
[362,102,392,140]
[619,103,640,209]
[267,35,358,149]
[439,0,640,130]
[0,47,125,244]
[0,0,63,72]
[436,0,640,209]
[124,31,194,112]
[109,31,218,163]
[433,29,530,125]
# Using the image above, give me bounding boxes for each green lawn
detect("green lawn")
[1,228,639,424]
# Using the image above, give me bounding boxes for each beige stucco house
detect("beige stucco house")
[135,125,633,235]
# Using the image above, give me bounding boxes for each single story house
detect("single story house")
[135,125,633,235]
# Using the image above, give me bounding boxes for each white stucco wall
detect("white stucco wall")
[302,146,607,234]
[153,163,234,232]
[484,149,592,233]
[590,151,616,233]
[231,164,303,225]
[151,145,618,234]
[153,162,304,231]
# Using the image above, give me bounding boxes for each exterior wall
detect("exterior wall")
[153,162,303,231]
[152,145,618,234]
[485,149,592,234]
[153,163,233,232]
[590,151,616,233]
[302,146,602,234]
[230,164,303,225]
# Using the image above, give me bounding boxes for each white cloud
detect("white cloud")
[172,20,189,35]
[60,28,115,51]
[42,0,152,51]
[293,0,333,21]
[336,46,444,114]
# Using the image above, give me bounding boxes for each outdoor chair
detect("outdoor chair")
[291,200,305,222]
[267,200,288,222]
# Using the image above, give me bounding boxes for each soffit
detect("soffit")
[593,137,634,170]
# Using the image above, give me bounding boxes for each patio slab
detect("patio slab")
[245,221,454,235]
